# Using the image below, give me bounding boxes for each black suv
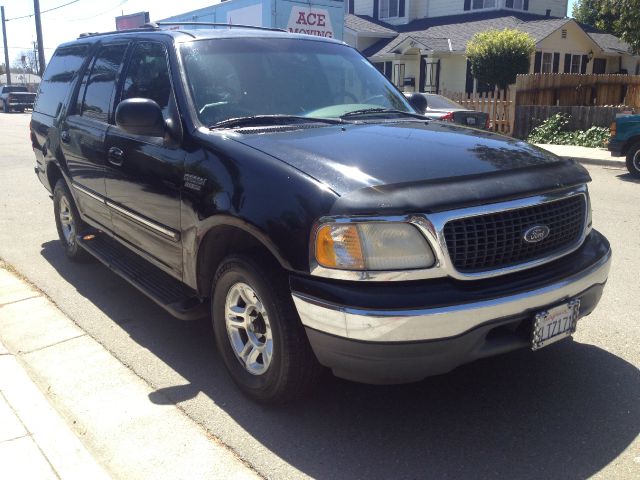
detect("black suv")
[31,25,611,403]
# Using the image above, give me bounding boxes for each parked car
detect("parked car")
[404,92,490,129]
[608,114,640,177]
[0,85,36,112]
[31,25,611,403]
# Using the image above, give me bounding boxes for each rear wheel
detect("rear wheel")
[212,254,322,403]
[53,179,89,261]
[626,142,640,178]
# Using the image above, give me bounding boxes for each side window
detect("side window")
[34,43,90,117]
[120,42,171,113]
[81,43,127,122]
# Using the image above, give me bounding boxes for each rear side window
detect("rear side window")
[34,44,90,117]
[81,43,127,122]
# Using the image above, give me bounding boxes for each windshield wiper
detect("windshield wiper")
[340,108,426,120]
[209,115,343,129]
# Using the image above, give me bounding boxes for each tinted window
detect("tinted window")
[82,43,127,122]
[4,86,28,93]
[120,42,171,113]
[34,44,90,117]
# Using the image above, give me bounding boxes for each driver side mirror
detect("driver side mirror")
[408,93,427,114]
[115,98,165,137]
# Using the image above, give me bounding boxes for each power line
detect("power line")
[5,0,81,22]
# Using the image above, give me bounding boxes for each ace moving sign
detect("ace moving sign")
[287,5,335,38]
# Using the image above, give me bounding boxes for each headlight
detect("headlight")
[314,222,435,271]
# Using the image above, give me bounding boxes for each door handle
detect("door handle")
[108,147,124,167]
[60,131,70,143]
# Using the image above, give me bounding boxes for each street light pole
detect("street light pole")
[33,0,45,76]
[1,6,11,84]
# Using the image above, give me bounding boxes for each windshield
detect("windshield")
[180,37,413,126]
[426,95,464,110]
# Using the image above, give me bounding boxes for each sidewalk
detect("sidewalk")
[535,143,626,168]
[0,264,260,480]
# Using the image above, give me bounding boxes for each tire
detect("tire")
[212,253,323,403]
[53,179,89,261]
[2,100,8,113]
[626,142,640,178]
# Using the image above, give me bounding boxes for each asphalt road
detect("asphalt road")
[1,112,638,479]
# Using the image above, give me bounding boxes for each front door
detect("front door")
[420,57,440,94]
[104,41,184,278]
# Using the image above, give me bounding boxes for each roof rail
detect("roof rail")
[77,24,159,39]
[155,22,286,33]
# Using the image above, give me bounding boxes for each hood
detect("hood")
[229,120,590,213]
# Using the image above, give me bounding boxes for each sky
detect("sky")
[1,0,581,67]
[0,0,218,65]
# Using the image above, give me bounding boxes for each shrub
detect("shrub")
[466,29,536,90]
[527,114,610,148]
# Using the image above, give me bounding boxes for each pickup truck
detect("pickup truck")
[608,114,640,177]
[0,85,36,112]
[31,25,611,403]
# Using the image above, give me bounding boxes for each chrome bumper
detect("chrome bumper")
[292,248,611,342]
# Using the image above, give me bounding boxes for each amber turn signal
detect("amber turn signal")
[315,224,365,270]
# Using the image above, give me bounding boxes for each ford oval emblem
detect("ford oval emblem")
[523,225,550,243]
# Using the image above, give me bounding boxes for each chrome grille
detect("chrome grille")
[443,195,586,273]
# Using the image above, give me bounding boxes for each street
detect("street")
[1,112,638,479]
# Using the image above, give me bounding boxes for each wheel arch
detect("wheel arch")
[623,135,640,156]
[194,220,294,298]
[46,161,64,192]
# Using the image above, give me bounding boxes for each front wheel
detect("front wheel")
[53,179,89,261]
[212,254,322,403]
[626,142,640,178]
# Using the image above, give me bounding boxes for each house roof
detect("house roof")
[344,14,396,36]
[358,10,633,58]
[578,23,633,54]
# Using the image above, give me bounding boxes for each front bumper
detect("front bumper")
[608,138,625,157]
[292,230,611,384]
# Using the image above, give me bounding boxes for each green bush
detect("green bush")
[527,113,610,148]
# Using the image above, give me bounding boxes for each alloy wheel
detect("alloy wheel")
[224,282,273,375]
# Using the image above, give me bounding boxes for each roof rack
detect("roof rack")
[77,24,159,39]
[155,22,286,33]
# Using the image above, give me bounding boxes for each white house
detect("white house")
[343,0,640,94]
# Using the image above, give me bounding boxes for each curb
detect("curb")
[0,265,260,480]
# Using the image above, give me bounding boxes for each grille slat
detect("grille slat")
[443,195,586,273]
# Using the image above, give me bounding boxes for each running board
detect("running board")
[78,233,208,321]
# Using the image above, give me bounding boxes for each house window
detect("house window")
[570,55,582,73]
[472,0,496,10]
[505,0,523,9]
[541,52,553,73]
[374,61,393,81]
[380,0,403,18]
[592,58,606,74]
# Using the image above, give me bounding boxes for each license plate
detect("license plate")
[466,117,476,125]
[531,299,580,351]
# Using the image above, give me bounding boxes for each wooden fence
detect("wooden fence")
[512,105,623,139]
[514,73,640,108]
[441,89,513,134]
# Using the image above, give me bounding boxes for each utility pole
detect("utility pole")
[1,6,10,84]
[33,0,45,77]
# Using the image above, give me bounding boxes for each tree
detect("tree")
[12,49,38,75]
[466,29,536,91]
[613,0,640,54]
[572,0,616,33]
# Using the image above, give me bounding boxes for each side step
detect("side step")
[78,233,208,321]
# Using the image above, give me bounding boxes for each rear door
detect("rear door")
[60,41,129,231]
[104,41,184,278]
